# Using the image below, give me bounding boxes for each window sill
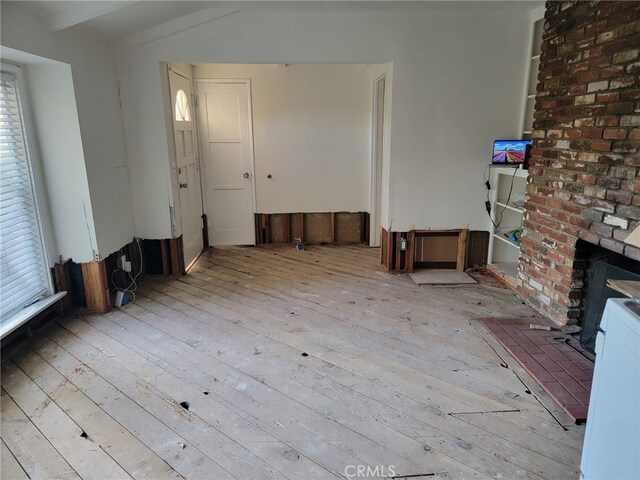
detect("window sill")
[1,292,67,339]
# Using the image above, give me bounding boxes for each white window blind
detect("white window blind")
[0,67,49,323]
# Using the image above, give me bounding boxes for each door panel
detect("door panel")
[197,81,255,246]
[207,143,244,187]
[207,93,242,140]
[168,68,204,268]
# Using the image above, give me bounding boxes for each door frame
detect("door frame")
[166,64,206,269]
[369,74,386,247]
[194,78,258,244]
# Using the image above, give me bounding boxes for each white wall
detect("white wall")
[1,4,134,261]
[26,60,99,264]
[116,5,532,236]
[194,63,372,213]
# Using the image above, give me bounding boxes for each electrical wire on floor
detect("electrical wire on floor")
[111,237,143,305]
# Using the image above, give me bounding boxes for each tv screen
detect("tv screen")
[492,140,531,165]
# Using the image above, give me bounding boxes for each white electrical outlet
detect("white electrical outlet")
[119,255,127,269]
[124,261,132,273]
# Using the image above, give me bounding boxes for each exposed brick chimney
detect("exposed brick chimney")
[519,0,639,324]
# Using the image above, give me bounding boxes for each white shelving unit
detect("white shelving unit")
[487,11,543,286]
[523,17,544,139]
[487,167,528,283]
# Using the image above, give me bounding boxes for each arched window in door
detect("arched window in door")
[175,89,191,122]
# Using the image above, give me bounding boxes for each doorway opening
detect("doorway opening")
[164,62,391,260]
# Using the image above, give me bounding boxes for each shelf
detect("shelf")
[496,201,524,214]
[492,262,519,282]
[494,233,521,249]
[492,166,529,179]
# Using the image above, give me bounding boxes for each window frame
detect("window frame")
[1,62,56,332]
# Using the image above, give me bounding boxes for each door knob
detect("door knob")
[179,182,188,189]
[243,172,250,178]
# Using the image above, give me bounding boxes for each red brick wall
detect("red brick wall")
[519,0,639,324]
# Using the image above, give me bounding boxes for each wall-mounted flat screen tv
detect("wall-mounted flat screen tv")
[492,140,531,165]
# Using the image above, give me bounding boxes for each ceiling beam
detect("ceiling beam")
[114,6,241,51]
[48,1,137,31]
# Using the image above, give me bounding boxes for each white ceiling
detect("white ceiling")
[19,1,218,36]
[14,1,543,47]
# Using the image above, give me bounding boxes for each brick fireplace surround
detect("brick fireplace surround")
[519,0,639,325]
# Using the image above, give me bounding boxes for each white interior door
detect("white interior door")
[197,80,255,245]
[169,68,204,267]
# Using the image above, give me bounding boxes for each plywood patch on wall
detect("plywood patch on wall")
[269,214,288,243]
[335,213,361,243]
[305,213,332,243]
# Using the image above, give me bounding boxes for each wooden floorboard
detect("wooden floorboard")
[1,246,584,479]
[1,438,29,480]
[189,254,543,408]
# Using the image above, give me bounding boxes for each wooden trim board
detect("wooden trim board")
[457,229,468,272]
[81,261,109,313]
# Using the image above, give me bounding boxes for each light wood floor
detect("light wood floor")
[1,245,584,479]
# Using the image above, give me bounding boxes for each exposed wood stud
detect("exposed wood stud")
[406,231,416,273]
[283,214,290,243]
[168,236,185,276]
[457,229,469,272]
[362,213,370,245]
[381,228,394,271]
[329,213,335,243]
[264,214,270,244]
[51,262,73,311]
[295,213,304,243]
[81,261,110,313]
[160,240,170,276]
[395,232,403,273]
